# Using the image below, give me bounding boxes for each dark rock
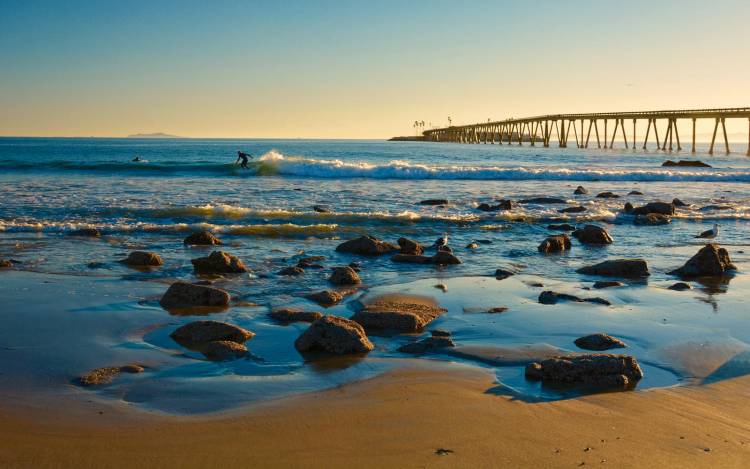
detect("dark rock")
[0,260,13,268]
[476,239,493,244]
[577,259,650,278]
[268,308,323,323]
[183,231,222,246]
[69,228,101,237]
[398,237,423,255]
[191,251,248,274]
[199,340,248,360]
[662,160,711,168]
[335,236,397,256]
[593,281,624,289]
[477,200,514,211]
[538,234,572,254]
[348,261,361,271]
[574,186,588,195]
[596,192,620,199]
[548,223,576,231]
[575,334,627,351]
[572,225,613,245]
[628,190,644,196]
[120,251,163,267]
[699,205,732,212]
[159,281,231,309]
[419,199,449,206]
[495,268,515,280]
[329,266,361,285]
[486,307,508,314]
[306,290,344,307]
[432,251,462,265]
[170,320,255,345]
[312,205,331,213]
[518,197,567,204]
[669,244,736,278]
[634,213,671,225]
[672,198,688,207]
[352,300,447,332]
[623,202,634,213]
[525,354,643,388]
[631,202,675,216]
[119,364,145,374]
[297,255,326,268]
[559,206,587,213]
[398,336,455,354]
[431,329,451,337]
[294,315,374,355]
[538,291,610,306]
[668,282,692,291]
[392,254,434,264]
[279,266,305,276]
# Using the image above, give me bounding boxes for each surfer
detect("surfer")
[132,156,141,162]
[235,150,253,169]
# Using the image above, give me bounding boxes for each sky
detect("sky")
[1,0,749,138]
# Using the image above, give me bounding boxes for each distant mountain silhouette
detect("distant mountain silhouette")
[126,132,181,138]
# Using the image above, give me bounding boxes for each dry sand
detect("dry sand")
[1,366,749,468]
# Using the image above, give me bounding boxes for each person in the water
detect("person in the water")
[235,150,252,169]
[132,156,141,162]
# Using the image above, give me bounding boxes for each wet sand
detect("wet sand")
[2,366,749,468]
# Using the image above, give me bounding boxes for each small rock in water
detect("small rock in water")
[495,268,515,280]
[559,206,586,213]
[348,261,362,272]
[518,197,567,204]
[525,354,643,388]
[69,228,101,237]
[577,259,649,278]
[159,281,231,309]
[397,237,423,255]
[548,223,576,231]
[268,308,323,323]
[191,251,248,274]
[628,190,644,196]
[631,202,675,216]
[432,251,462,265]
[294,315,374,355]
[574,186,588,195]
[306,290,344,307]
[486,307,508,314]
[312,205,331,213]
[0,260,12,268]
[120,251,163,267]
[466,242,479,249]
[392,254,434,264]
[78,364,144,387]
[661,160,711,167]
[668,282,692,291]
[574,333,627,351]
[419,199,449,206]
[596,192,620,199]
[672,198,688,207]
[183,231,222,246]
[538,291,610,306]
[477,200,514,211]
[476,239,493,244]
[434,283,448,292]
[329,266,361,285]
[572,225,614,245]
[336,235,397,256]
[279,266,305,276]
[538,234,572,254]
[431,329,451,337]
[352,300,447,331]
[634,213,671,225]
[199,340,248,361]
[170,320,255,346]
[623,202,634,213]
[297,256,326,268]
[669,244,736,278]
[398,336,455,354]
[593,281,624,289]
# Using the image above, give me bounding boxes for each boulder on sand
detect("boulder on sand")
[538,234,572,254]
[634,213,671,225]
[169,320,255,346]
[631,202,675,216]
[78,364,144,386]
[525,354,643,388]
[306,290,344,307]
[352,300,447,332]
[119,251,163,267]
[577,259,650,278]
[538,291,610,306]
[294,315,374,355]
[669,244,736,278]
[572,224,613,245]
[574,186,588,195]
[183,231,222,246]
[159,281,231,309]
[329,266,361,285]
[574,333,627,351]
[398,237,423,255]
[335,236,397,256]
[191,251,248,274]
[268,308,323,323]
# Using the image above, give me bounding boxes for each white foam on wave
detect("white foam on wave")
[257,151,750,182]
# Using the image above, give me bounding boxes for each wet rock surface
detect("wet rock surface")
[398,237,423,255]
[159,281,231,309]
[631,202,675,216]
[669,244,736,278]
[495,268,515,280]
[191,251,248,274]
[596,192,620,199]
[634,213,671,225]
[78,364,144,386]
[170,320,255,346]
[592,281,624,289]
[668,282,692,291]
[548,223,576,231]
[269,308,323,323]
[525,354,643,388]
[538,234,572,254]
[572,225,614,245]
[398,336,455,354]
[335,235,397,256]
[120,251,163,267]
[69,228,101,237]
[199,340,248,361]
[574,333,627,351]
[538,291,610,306]
[279,266,305,276]
[559,206,586,213]
[574,186,588,195]
[352,300,447,331]
[183,231,222,246]
[477,200,514,211]
[419,199,449,206]
[518,197,567,204]
[329,266,361,285]
[294,315,374,355]
[578,259,649,278]
[305,290,344,307]
[662,160,711,167]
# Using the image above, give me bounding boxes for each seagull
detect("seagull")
[433,232,449,250]
[695,224,719,239]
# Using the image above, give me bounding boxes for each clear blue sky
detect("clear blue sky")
[1,0,748,137]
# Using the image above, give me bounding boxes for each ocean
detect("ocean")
[1,137,749,413]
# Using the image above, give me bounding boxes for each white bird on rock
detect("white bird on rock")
[695,224,719,240]
[434,232,449,250]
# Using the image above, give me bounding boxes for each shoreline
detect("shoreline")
[2,366,749,468]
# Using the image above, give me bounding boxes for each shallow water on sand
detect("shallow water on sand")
[0,138,749,414]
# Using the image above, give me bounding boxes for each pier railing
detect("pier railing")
[422,107,750,155]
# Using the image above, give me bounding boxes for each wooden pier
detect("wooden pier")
[422,107,750,156]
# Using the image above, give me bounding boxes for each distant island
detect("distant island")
[126,132,181,139]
